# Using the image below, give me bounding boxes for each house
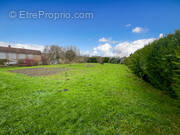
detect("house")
[0,45,42,65]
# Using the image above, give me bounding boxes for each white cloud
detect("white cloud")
[96,43,112,52]
[98,37,109,42]
[80,50,91,56]
[125,24,131,27]
[98,37,117,44]
[0,41,45,52]
[114,38,155,57]
[0,41,9,47]
[132,27,145,33]
[93,43,114,57]
[159,33,163,38]
[93,38,155,57]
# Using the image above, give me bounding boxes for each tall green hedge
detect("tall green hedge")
[172,46,180,97]
[126,30,180,98]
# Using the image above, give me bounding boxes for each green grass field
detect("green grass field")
[0,63,180,135]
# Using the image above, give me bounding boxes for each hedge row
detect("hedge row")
[87,57,126,64]
[125,30,180,98]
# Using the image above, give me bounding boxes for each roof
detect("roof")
[0,46,41,55]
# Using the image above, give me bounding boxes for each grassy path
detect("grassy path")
[0,64,180,135]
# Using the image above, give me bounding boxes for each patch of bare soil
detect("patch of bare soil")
[9,68,68,76]
[85,64,94,67]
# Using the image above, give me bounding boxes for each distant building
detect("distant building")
[0,45,42,65]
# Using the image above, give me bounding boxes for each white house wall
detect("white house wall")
[0,52,6,59]
[27,54,33,59]
[19,54,26,59]
[8,53,17,60]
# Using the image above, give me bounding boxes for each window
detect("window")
[19,54,26,59]
[8,53,16,60]
[28,54,33,59]
[0,52,6,59]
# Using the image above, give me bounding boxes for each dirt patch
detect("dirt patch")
[9,67,68,76]
[85,64,94,67]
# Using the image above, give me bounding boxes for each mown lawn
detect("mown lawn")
[0,63,180,135]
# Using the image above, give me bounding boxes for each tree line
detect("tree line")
[42,45,126,65]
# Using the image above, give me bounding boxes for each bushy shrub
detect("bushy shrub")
[102,57,110,63]
[75,56,88,63]
[0,59,7,65]
[87,57,98,63]
[86,57,126,64]
[126,30,180,98]
[108,57,121,64]
[18,59,38,66]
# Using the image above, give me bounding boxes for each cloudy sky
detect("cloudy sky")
[0,0,180,57]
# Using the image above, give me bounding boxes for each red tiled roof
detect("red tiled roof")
[0,46,41,55]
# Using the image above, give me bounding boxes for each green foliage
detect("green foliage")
[87,57,98,63]
[102,57,110,63]
[0,59,7,65]
[0,64,180,134]
[126,30,180,98]
[172,46,180,97]
[86,57,126,64]
[108,57,121,64]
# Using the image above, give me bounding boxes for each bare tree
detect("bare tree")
[65,50,76,63]
[42,45,83,64]
[43,45,64,64]
[65,46,80,63]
